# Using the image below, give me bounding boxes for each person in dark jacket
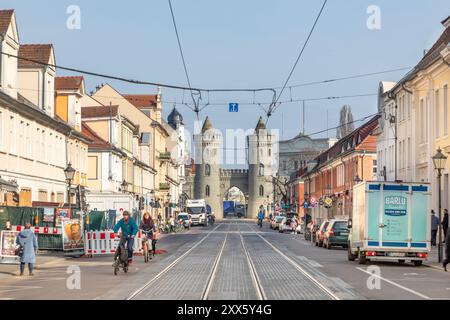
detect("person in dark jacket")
[431,210,439,246]
[113,211,138,264]
[442,209,449,240]
[443,227,450,272]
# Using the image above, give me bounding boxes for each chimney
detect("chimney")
[154,86,162,124]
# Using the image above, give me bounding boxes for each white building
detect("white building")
[0,10,89,208]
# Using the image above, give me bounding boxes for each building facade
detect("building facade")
[303,116,379,224]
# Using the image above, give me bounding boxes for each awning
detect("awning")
[0,178,18,193]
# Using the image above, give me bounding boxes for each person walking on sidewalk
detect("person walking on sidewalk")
[16,222,38,276]
[443,227,450,271]
[431,210,439,247]
[442,209,449,240]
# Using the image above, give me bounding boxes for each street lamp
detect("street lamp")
[432,148,447,263]
[64,163,76,217]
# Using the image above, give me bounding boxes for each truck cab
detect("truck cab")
[186,199,208,227]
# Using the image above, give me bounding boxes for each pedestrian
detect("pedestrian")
[431,210,439,246]
[443,227,450,272]
[16,222,38,276]
[169,215,175,233]
[442,209,449,240]
[157,213,162,225]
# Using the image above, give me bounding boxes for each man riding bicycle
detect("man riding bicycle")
[113,211,138,265]
[257,208,265,228]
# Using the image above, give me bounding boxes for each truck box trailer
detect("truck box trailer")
[348,181,430,266]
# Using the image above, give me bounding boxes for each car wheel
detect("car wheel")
[326,241,332,250]
[347,244,357,261]
[315,240,318,247]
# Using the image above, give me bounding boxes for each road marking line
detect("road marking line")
[240,234,265,300]
[126,223,222,300]
[257,234,340,300]
[356,267,432,300]
[201,233,228,300]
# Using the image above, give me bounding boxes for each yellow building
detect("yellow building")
[55,76,90,197]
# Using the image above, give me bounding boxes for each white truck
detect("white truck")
[186,199,208,226]
[348,181,430,266]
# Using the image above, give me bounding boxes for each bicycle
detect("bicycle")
[141,230,153,263]
[113,236,130,275]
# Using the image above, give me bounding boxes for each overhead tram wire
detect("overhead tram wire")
[167,0,200,116]
[267,0,328,122]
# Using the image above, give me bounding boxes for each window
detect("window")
[259,163,265,176]
[205,164,211,176]
[420,99,425,143]
[38,190,48,202]
[294,161,298,170]
[205,185,210,197]
[259,185,264,197]
[445,85,448,136]
[88,156,98,180]
[435,90,440,138]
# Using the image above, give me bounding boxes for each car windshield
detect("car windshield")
[333,221,348,230]
[178,215,189,220]
[276,217,284,222]
[187,207,204,214]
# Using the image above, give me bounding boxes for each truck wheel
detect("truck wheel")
[347,245,357,261]
[413,260,423,266]
[358,251,367,265]
[398,260,405,264]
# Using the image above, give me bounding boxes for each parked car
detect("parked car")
[315,221,330,247]
[270,216,284,230]
[279,217,295,233]
[177,213,191,229]
[323,219,349,249]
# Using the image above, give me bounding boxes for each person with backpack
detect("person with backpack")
[113,211,138,265]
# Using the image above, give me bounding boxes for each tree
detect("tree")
[336,105,354,139]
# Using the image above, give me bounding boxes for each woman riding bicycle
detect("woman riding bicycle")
[140,212,156,258]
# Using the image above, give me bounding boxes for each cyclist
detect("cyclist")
[257,208,265,228]
[140,212,156,259]
[113,211,138,265]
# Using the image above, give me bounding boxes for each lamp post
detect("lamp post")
[432,148,447,263]
[64,163,76,218]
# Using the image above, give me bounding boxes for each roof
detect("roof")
[81,105,118,119]
[123,94,157,109]
[418,21,450,67]
[55,76,84,91]
[18,44,53,68]
[255,116,266,131]
[311,115,380,172]
[202,116,213,133]
[167,106,183,129]
[81,122,112,149]
[0,9,14,34]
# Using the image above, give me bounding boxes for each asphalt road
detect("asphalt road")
[1,220,449,300]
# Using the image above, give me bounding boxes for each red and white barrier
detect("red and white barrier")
[84,230,143,257]
[12,225,61,235]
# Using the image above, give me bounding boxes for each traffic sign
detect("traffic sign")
[229,103,239,112]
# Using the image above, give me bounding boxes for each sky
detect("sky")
[3,0,449,146]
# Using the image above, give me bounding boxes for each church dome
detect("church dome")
[167,106,183,129]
